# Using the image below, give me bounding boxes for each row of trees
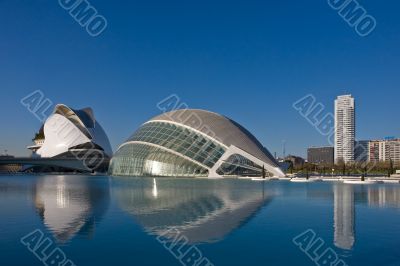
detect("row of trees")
[286,159,398,177]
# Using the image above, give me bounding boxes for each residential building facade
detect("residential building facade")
[356,139,400,166]
[335,95,355,164]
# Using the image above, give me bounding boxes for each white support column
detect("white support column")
[209,145,285,178]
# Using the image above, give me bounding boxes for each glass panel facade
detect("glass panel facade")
[110,143,209,177]
[127,122,226,168]
[216,154,269,177]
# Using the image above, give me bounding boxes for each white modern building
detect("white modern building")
[335,95,355,164]
[110,109,285,178]
[27,135,45,155]
[28,104,112,159]
[378,139,400,163]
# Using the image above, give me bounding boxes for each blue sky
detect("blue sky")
[0,0,399,157]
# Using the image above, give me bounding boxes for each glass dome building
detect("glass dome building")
[110,109,284,178]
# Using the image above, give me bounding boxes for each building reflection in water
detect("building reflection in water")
[333,184,355,250]
[113,178,275,244]
[367,186,400,208]
[34,175,110,243]
[333,183,400,251]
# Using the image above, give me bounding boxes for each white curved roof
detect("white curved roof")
[36,104,113,158]
[149,109,279,168]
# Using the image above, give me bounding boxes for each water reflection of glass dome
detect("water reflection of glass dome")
[110,109,284,178]
[34,176,110,243]
[113,178,274,243]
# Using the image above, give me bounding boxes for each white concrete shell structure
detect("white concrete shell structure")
[110,109,284,178]
[36,104,112,158]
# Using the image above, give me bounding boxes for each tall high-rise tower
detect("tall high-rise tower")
[335,95,355,164]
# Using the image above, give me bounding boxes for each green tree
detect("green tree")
[388,159,394,177]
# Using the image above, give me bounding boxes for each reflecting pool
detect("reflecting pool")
[0,175,400,266]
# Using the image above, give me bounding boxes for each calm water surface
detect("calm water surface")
[0,175,399,266]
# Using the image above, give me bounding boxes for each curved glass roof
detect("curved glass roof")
[149,109,278,167]
[110,143,209,177]
[126,121,226,168]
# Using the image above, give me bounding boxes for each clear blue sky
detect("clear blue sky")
[0,0,399,157]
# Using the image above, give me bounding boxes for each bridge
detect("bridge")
[0,157,110,173]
